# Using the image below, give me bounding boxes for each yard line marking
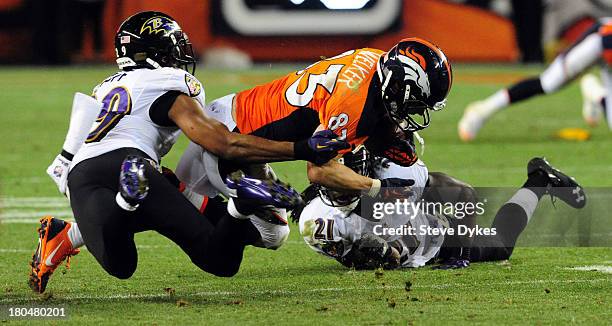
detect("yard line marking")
[2,202,70,208]
[1,197,69,208]
[0,177,48,184]
[1,210,74,219]
[1,197,67,204]
[0,245,176,253]
[0,219,62,224]
[0,249,31,253]
[0,278,608,303]
[567,265,612,274]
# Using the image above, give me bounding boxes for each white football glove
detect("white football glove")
[46,154,71,196]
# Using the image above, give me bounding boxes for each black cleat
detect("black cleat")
[527,157,586,208]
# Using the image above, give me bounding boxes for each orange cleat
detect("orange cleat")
[28,216,80,293]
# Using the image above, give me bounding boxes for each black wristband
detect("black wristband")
[60,149,74,161]
[293,140,315,162]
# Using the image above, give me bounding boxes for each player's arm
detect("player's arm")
[307,160,372,192]
[305,123,375,193]
[47,93,102,196]
[307,159,413,197]
[169,94,347,163]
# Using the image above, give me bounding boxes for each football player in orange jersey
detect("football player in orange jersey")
[459,17,612,141]
[176,38,453,203]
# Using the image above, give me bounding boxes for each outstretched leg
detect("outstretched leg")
[458,20,606,141]
[468,158,586,262]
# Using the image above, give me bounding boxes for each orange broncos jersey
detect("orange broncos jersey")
[235,48,385,149]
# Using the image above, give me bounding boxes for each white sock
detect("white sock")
[67,222,84,249]
[227,198,250,220]
[115,192,138,211]
[62,93,101,155]
[479,89,510,117]
[505,188,539,222]
[249,212,290,250]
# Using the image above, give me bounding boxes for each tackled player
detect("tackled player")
[30,11,348,293]
[176,38,454,217]
[297,147,587,270]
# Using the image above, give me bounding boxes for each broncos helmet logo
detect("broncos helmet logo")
[400,47,427,70]
[395,49,431,100]
[140,16,176,35]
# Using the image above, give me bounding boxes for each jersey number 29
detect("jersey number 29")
[86,87,132,143]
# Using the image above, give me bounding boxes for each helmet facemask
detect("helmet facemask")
[377,38,452,133]
[168,31,196,75]
[378,63,432,132]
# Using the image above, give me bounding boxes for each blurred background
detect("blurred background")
[0,0,610,67]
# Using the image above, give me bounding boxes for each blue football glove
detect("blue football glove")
[295,130,350,165]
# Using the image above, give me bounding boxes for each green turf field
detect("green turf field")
[0,65,610,324]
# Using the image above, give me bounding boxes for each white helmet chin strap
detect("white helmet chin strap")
[116,57,136,69]
[145,58,162,69]
[116,57,162,70]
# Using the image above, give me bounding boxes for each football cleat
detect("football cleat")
[118,155,149,208]
[458,101,490,142]
[527,157,586,209]
[580,74,605,127]
[29,216,80,293]
[433,258,470,270]
[226,173,303,224]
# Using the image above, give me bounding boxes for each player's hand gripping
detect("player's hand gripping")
[295,129,350,165]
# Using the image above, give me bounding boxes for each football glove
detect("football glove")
[295,130,351,165]
[381,137,418,167]
[46,154,71,196]
[339,234,389,270]
[339,234,401,270]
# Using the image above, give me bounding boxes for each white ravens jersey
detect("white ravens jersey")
[299,159,445,268]
[299,198,446,268]
[72,67,205,167]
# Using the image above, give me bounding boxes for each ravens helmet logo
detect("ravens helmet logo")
[140,16,175,35]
